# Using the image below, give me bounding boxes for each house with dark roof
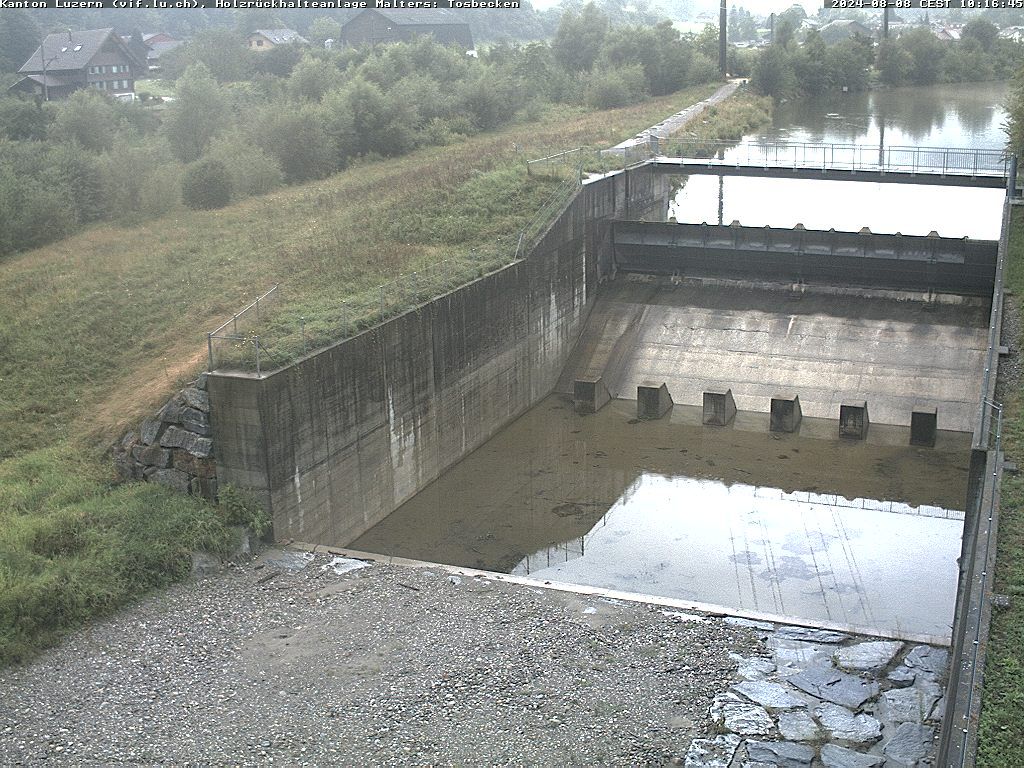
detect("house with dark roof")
[339,9,474,51]
[818,19,873,44]
[247,29,309,51]
[9,28,147,101]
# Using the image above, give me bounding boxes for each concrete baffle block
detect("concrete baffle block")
[574,377,611,415]
[770,394,802,433]
[911,406,938,447]
[702,388,737,427]
[637,383,673,420]
[839,401,870,440]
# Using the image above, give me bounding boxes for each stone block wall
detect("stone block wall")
[114,373,218,500]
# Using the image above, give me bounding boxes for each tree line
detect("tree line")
[751,17,1023,99]
[0,7,720,256]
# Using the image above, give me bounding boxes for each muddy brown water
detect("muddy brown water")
[351,396,969,640]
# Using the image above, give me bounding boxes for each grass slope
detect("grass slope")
[0,84,771,664]
[978,207,1024,765]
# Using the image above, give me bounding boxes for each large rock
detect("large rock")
[771,639,833,678]
[744,740,814,767]
[904,646,949,677]
[195,372,209,391]
[775,626,849,644]
[684,734,741,768]
[173,451,217,479]
[883,687,941,724]
[733,681,806,709]
[814,703,882,743]
[131,444,172,468]
[731,654,777,681]
[819,744,884,768]
[182,387,210,412]
[161,427,213,458]
[887,666,917,687]
[157,396,184,424]
[883,723,935,765]
[151,468,191,493]
[787,669,879,708]
[180,406,211,436]
[834,641,903,672]
[712,692,773,736]
[778,710,819,742]
[139,418,165,446]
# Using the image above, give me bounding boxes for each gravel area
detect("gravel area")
[0,549,760,766]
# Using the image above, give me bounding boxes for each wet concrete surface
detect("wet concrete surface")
[558,281,990,432]
[351,397,970,641]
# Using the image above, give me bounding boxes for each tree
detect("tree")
[182,159,232,209]
[162,64,228,163]
[752,44,795,99]
[0,97,50,141]
[50,90,121,153]
[288,55,340,102]
[206,130,283,198]
[553,3,609,72]
[961,17,999,53]
[1005,64,1024,159]
[168,28,254,82]
[876,39,913,86]
[0,11,41,73]
[307,16,342,47]
[255,104,337,182]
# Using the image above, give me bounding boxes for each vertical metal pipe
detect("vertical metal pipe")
[207,333,213,372]
[255,337,261,378]
[719,0,727,76]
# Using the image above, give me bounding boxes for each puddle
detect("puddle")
[350,397,969,639]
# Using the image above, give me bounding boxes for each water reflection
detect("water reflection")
[511,473,962,639]
[668,82,1009,237]
[350,397,970,640]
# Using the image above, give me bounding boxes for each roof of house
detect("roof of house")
[146,40,185,59]
[20,28,141,74]
[371,9,471,26]
[12,72,76,89]
[251,29,309,45]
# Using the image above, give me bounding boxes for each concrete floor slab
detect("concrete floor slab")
[563,282,989,432]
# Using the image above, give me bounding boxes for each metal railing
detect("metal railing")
[661,140,1011,178]
[206,284,280,375]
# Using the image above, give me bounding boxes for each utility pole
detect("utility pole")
[719,0,727,76]
[883,7,890,39]
[39,32,48,102]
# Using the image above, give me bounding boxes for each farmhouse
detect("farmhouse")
[247,29,309,51]
[339,9,474,50]
[9,27,146,100]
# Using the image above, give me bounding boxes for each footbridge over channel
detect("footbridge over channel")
[643,140,1014,189]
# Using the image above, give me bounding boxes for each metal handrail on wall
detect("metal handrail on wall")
[662,140,1010,178]
[206,284,279,375]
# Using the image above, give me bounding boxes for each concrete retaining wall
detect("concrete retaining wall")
[208,169,667,546]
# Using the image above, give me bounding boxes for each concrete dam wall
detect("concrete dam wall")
[207,168,669,546]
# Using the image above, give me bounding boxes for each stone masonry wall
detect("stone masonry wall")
[113,373,217,500]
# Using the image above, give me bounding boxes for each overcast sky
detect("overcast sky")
[528,0,826,18]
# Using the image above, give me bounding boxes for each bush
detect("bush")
[584,63,647,109]
[182,159,232,210]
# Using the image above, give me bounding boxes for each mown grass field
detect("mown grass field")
[0,84,772,664]
[978,206,1024,764]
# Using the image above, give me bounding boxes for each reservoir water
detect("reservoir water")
[669,82,1008,238]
